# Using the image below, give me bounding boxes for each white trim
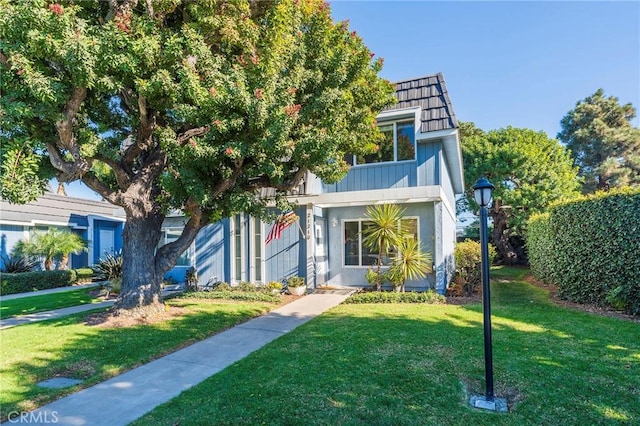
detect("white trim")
[416,128,457,141]
[376,106,421,122]
[249,217,265,283]
[293,186,442,208]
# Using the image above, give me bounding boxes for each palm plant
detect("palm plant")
[0,255,39,273]
[390,237,433,292]
[361,204,407,291]
[17,228,88,270]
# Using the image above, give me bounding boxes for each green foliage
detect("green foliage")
[11,228,87,270]
[74,268,94,282]
[266,281,283,291]
[185,266,199,292]
[92,251,123,281]
[361,204,407,290]
[185,291,279,303]
[460,122,580,263]
[0,0,395,308]
[286,276,305,288]
[389,236,433,292]
[450,239,496,296]
[558,89,640,192]
[345,290,445,304]
[235,281,257,292]
[526,188,640,314]
[0,255,38,273]
[0,270,77,295]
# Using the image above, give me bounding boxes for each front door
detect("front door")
[98,228,115,260]
[315,218,327,285]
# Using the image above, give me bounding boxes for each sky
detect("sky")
[62,0,640,200]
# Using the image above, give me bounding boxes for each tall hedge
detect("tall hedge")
[527,188,640,314]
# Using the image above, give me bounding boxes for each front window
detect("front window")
[344,218,418,267]
[348,120,415,165]
[160,229,191,266]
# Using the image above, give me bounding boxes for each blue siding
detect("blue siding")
[195,221,226,285]
[441,151,456,208]
[417,141,441,187]
[265,207,305,281]
[322,161,417,193]
[92,220,124,264]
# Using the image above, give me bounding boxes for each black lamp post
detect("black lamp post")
[470,177,505,411]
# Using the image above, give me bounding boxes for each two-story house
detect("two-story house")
[164,73,463,293]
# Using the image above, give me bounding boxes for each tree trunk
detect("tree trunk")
[114,214,165,315]
[44,257,53,270]
[490,200,518,265]
[60,254,69,270]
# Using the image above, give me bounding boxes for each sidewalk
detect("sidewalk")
[0,301,115,330]
[24,291,354,426]
[0,282,102,302]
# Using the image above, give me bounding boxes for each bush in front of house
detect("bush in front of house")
[0,270,78,295]
[449,239,496,296]
[0,255,39,273]
[346,290,445,304]
[184,291,280,303]
[74,268,95,283]
[527,188,640,315]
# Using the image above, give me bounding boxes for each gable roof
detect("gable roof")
[385,73,458,133]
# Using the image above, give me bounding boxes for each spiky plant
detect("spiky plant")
[0,255,39,273]
[391,237,433,292]
[362,204,407,291]
[93,251,123,281]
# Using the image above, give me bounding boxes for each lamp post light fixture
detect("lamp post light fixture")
[469,177,507,412]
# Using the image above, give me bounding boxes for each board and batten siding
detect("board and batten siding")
[195,221,226,285]
[264,207,307,282]
[322,161,418,193]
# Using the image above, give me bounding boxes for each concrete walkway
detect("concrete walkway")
[0,282,102,301]
[23,292,354,426]
[0,301,115,330]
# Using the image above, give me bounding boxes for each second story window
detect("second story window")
[348,120,416,165]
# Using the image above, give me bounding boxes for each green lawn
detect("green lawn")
[133,267,640,426]
[0,297,281,421]
[0,288,103,319]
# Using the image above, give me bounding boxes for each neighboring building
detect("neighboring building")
[165,73,464,293]
[0,192,125,270]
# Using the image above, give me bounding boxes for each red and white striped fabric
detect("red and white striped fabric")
[265,211,298,244]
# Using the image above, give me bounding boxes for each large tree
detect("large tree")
[558,89,640,193]
[461,123,580,264]
[0,0,395,314]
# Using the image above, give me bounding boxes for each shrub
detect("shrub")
[74,268,94,282]
[184,291,280,303]
[0,255,38,273]
[235,281,257,292]
[346,290,445,304]
[0,270,77,295]
[185,266,198,291]
[451,239,496,296]
[527,188,640,315]
[212,282,232,292]
[286,276,305,288]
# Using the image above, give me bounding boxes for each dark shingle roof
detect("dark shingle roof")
[384,73,458,133]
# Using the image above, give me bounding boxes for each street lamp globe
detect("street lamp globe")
[473,177,495,208]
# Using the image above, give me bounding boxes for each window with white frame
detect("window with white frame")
[344,217,418,267]
[159,228,191,266]
[345,120,416,165]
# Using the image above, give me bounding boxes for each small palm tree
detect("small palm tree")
[13,228,87,270]
[391,237,433,292]
[362,204,407,291]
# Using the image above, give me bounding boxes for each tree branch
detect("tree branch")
[0,50,8,66]
[122,95,155,166]
[55,87,87,151]
[155,203,209,275]
[47,142,91,181]
[93,154,132,190]
[244,167,308,191]
[82,172,124,206]
[176,126,210,146]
